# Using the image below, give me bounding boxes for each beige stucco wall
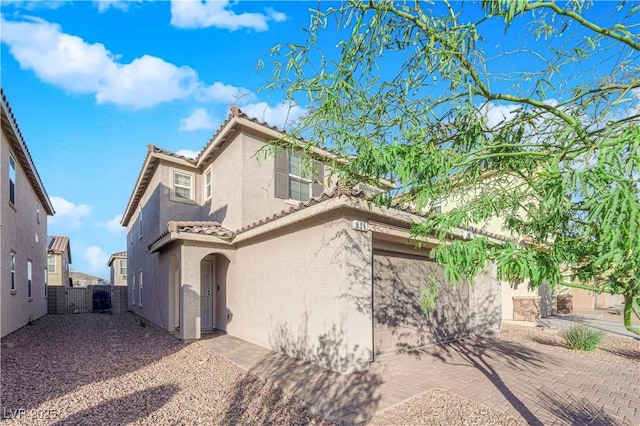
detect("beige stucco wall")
[1,131,48,338]
[232,213,373,373]
[47,252,70,286]
[109,257,128,286]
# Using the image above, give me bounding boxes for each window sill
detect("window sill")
[28,297,33,302]
[285,198,306,206]
[169,194,196,205]
[10,290,16,295]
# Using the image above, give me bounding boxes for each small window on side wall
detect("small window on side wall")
[204,169,212,201]
[27,260,32,299]
[9,154,16,205]
[10,252,16,292]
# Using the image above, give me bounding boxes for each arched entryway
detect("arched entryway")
[200,253,230,333]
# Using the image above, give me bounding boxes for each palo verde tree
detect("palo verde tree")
[265,0,640,333]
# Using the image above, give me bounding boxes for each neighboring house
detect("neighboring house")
[47,235,71,287]
[438,178,557,322]
[1,89,55,338]
[571,287,624,313]
[121,106,502,373]
[69,271,109,287]
[107,251,127,286]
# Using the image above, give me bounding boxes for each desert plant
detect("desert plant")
[560,325,605,352]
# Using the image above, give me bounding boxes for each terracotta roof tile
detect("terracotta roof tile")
[147,221,235,251]
[151,144,197,163]
[111,251,127,257]
[47,235,70,253]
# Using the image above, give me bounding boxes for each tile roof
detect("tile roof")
[47,235,70,253]
[1,89,54,215]
[147,221,234,250]
[107,251,127,267]
[148,181,509,253]
[70,271,108,282]
[167,221,235,238]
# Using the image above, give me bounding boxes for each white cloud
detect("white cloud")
[175,149,199,158]
[482,103,521,129]
[196,82,255,104]
[94,0,144,13]
[84,246,108,274]
[0,0,70,10]
[0,17,198,109]
[241,101,307,129]
[170,0,286,31]
[49,196,92,228]
[106,214,124,233]
[179,108,215,132]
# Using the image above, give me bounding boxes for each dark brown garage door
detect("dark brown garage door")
[373,250,470,355]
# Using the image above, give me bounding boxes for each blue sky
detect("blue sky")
[1,0,320,278]
[2,1,637,279]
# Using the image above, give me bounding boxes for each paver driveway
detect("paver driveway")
[201,331,640,425]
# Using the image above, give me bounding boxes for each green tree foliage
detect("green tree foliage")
[266,0,640,334]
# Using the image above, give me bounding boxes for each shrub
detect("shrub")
[560,324,605,351]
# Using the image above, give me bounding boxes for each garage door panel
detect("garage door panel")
[373,251,470,355]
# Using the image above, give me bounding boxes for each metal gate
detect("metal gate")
[65,286,112,314]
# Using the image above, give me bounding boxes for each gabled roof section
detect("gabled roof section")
[121,143,197,226]
[1,89,54,215]
[107,251,127,267]
[47,235,72,263]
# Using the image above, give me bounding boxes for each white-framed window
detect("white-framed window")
[36,203,40,224]
[47,255,56,273]
[131,273,136,305]
[204,168,212,201]
[288,152,311,201]
[173,171,193,201]
[9,154,16,205]
[119,259,127,276]
[44,267,48,297]
[139,270,143,307]
[138,207,143,239]
[27,260,32,299]
[10,252,16,293]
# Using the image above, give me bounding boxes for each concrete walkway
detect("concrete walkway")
[537,314,640,340]
[200,332,640,425]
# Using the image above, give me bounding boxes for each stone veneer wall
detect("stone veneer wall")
[512,296,541,322]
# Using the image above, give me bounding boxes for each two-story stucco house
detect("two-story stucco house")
[47,235,71,287]
[107,251,128,286]
[1,90,55,338]
[121,106,502,373]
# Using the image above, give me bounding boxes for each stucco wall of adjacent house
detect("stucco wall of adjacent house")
[1,132,48,338]
[109,257,128,286]
[231,213,373,373]
[199,133,244,232]
[47,252,70,286]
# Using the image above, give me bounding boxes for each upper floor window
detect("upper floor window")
[173,172,193,201]
[204,169,212,201]
[9,154,16,205]
[10,252,16,292]
[47,255,56,273]
[119,259,127,276]
[288,152,311,201]
[139,207,143,238]
[36,203,40,224]
[274,151,324,202]
[27,260,32,299]
[44,267,48,297]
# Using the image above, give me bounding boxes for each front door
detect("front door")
[200,260,214,331]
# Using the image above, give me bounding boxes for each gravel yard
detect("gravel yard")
[500,322,640,367]
[1,314,637,425]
